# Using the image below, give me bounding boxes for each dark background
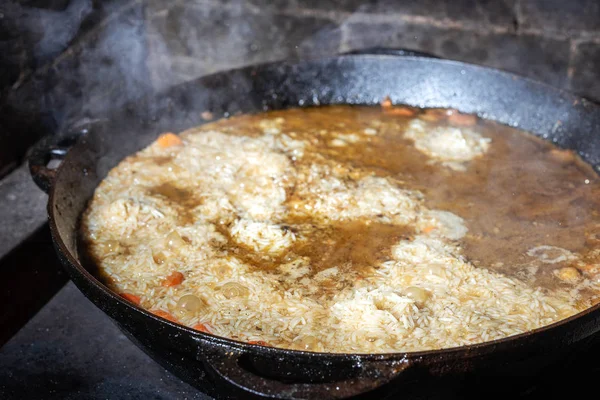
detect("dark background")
[1,0,600,180]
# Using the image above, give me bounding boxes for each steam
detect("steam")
[6,0,150,133]
[21,0,94,64]
[7,0,347,134]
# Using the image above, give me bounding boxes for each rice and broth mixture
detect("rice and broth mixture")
[81,105,600,353]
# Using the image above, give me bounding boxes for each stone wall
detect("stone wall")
[144,0,600,98]
[2,0,600,175]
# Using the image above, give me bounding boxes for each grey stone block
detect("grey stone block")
[518,0,600,35]
[145,2,341,90]
[244,0,517,28]
[342,20,570,89]
[569,41,600,102]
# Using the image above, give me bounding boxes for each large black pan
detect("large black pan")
[28,50,600,399]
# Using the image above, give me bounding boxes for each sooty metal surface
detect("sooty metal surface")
[30,54,600,399]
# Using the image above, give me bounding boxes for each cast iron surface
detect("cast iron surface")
[29,53,600,399]
[3,282,600,400]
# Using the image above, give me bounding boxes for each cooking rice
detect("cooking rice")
[81,105,600,353]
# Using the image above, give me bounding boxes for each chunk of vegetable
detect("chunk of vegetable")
[555,267,581,282]
[422,225,437,234]
[156,132,183,148]
[220,282,250,299]
[420,109,449,122]
[176,294,205,313]
[448,112,477,127]
[248,340,269,346]
[120,293,141,305]
[166,231,187,250]
[380,96,415,116]
[380,96,392,108]
[384,107,415,117]
[162,271,185,287]
[405,286,431,305]
[215,265,232,278]
[193,323,211,333]
[152,250,167,265]
[151,310,177,322]
[549,148,575,163]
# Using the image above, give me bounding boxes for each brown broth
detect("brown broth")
[217,219,412,279]
[148,182,203,225]
[291,220,413,274]
[198,105,600,299]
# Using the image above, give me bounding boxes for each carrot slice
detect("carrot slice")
[248,340,270,346]
[448,112,477,127]
[151,310,177,322]
[422,225,437,234]
[549,148,575,163]
[193,323,211,333]
[162,271,185,287]
[380,96,392,108]
[421,108,449,122]
[383,107,415,117]
[380,96,415,116]
[120,293,141,305]
[156,132,183,148]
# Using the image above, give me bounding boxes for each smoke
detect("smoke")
[145,0,343,91]
[4,0,350,139]
[5,0,151,135]
[20,0,94,64]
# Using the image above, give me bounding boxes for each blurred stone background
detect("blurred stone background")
[1,0,600,178]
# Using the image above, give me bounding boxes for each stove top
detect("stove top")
[0,282,208,400]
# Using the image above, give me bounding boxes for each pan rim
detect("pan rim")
[46,53,600,361]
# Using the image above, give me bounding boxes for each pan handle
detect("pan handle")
[28,119,100,193]
[341,47,439,59]
[204,350,411,399]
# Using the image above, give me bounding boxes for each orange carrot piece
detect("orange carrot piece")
[151,310,177,322]
[193,323,211,333]
[383,107,415,117]
[420,108,449,122]
[380,96,393,108]
[120,293,141,305]
[156,132,183,148]
[422,225,437,234]
[448,112,477,127]
[248,340,270,346]
[549,148,575,163]
[162,271,185,287]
